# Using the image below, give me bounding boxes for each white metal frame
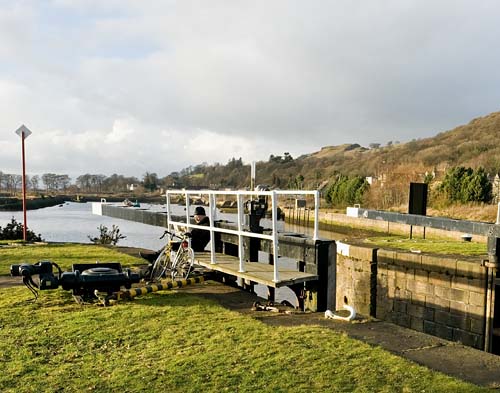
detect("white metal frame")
[166,189,319,283]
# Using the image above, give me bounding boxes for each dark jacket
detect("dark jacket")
[190,216,210,252]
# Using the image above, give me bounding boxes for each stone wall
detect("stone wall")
[335,243,488,350]
[335,242,377,316]
[377,250,486,349]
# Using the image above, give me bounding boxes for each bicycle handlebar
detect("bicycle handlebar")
[159,230,191,240]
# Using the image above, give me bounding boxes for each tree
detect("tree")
[30,175,40,191]
[42,173,56,191]
[3,174,22,195]
[143,172,159,192]
[294,174,304,189]
[76,174,107,193]
[227,157,243,169]
[326,175,369,206]
[76,174,92,192]
[462,167,492,203]
[439,167,470,202]
[439,166,492,203]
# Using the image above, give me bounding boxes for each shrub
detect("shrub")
[0,217,43,242]
[88,224,126,245]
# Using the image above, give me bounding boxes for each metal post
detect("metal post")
[21,133,27,241]
[271,191,279,283]
[485,236,500,352]
[485,265,495,352]
[237,194,245,272]
[166,192,171,231]
[209,193,216,264]
[251,161,256,190]
[185,191,190,227]
[15,126,32,242]
[314,191,319,241]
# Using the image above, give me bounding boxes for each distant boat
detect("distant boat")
[123,199,140,208]
[73,195,85,203]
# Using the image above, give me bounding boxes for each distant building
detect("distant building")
[492,174,500,203]
[365,176,376,185]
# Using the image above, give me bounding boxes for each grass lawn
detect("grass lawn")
[314,217,487,256]
[364,236,487,256]
[0,244,489,392]
[0,287,488,393]
[0,243,144,276]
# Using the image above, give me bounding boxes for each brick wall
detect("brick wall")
[336,244,488,350]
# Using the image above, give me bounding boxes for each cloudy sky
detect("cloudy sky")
[2,1,500,179]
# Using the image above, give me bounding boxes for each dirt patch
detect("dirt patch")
[0,276,22,288]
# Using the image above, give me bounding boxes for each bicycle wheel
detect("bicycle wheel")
[171,247,194,279]
[149,248,173,282]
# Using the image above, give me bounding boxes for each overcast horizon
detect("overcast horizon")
[2,1,500,179]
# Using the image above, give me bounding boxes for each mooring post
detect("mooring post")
[485,236,499,352]
[267,287,275,303]
[304,240,336,312]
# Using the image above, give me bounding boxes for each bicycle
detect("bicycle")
[149,231,195,282]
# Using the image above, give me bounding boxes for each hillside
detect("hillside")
[166,110,500,191]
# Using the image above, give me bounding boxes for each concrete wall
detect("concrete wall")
[335,243,487,350]
[288,211,488,243]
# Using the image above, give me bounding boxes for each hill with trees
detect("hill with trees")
[2,110,500,215]
[163,110,500,206]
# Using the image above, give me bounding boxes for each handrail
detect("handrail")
[165,189,320,283]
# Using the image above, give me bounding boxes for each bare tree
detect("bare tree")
[30,175,40,191]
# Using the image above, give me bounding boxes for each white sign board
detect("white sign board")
[15,124,32,138]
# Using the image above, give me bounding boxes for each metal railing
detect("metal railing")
[165,189,319,283]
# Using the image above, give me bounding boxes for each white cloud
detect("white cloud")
[1,1,500,178]
[105,119,136,143]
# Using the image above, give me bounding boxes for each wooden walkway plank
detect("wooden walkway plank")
[194,252,318,288]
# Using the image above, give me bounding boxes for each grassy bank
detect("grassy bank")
[0,287,486,393]
[0,243,143,276]
[0,244,488,392]
[364,236,487,256]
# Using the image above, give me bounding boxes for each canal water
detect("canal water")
[0,202,337,303]
[0,202,169,250]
